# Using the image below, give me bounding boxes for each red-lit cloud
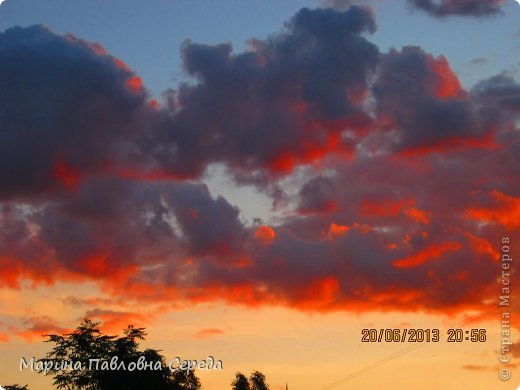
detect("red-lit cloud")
[392,242,462,268]
[83,309,149,334]
[254,226,276,245]
[0,6,518,319]
[466,190,520,228]
[195,328,225,339]
[15,316,69,342]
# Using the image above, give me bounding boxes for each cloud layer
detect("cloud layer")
[0,7,518,321]
[407,0,506,18]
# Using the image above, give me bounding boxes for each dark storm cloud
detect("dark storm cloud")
[37,177,177,276]
[298,176,337,213]
[175,213,499,311]
[407,0,505,18]
[0,8,518,315]
[146,6,379,176]
[0,25,148,199]
[178,137,516,311]
[472,74,520,112]
[163,182,247,256]
[1,176,248,284]
[373,46,490,152]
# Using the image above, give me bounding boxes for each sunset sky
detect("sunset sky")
[0,0,519,389]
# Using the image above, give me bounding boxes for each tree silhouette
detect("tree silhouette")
[3,385,29,390]
[40,318,114,389]
[231,371,269,390]
[171,370,202,390]
[249,371,269,390]
[231,372,250,390]
[39,318,201,390]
